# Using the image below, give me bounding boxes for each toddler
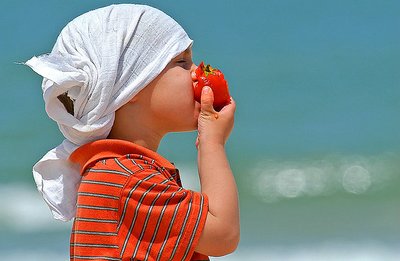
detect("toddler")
[26,4,239,261]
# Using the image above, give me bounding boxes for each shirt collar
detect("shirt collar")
[70,139,176,174]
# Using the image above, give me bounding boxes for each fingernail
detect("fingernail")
[203,86,210,94]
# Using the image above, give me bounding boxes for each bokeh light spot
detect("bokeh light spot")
[342,165,371,194]
[275,168,306,198]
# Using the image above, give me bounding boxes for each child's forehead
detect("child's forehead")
[174,46,192,58]
[183,42,193,54]
[183,46,192,55]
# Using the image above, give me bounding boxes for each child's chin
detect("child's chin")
[193,108,201,120]
[186,120,199,132]
[173,119,198,132]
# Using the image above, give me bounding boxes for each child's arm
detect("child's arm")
[195,86,240,256]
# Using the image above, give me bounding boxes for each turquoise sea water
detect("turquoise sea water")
[1,0,399,260]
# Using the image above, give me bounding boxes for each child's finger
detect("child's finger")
[195,134,200,149]
[200,86,216,115]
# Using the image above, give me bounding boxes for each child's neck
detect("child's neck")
[108,121,163,152]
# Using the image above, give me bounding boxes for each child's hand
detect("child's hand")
[196,86,236,148]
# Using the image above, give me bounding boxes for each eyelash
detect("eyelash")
[176,59,192,70]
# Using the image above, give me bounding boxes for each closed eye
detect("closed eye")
[176,59,192,70]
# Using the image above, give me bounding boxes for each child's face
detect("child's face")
[135,47,200,133]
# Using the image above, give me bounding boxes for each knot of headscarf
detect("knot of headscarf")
[25,4,193,221]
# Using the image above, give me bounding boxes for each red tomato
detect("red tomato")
[193,61,230,111]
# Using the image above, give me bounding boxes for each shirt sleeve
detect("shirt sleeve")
[117,166,209,261]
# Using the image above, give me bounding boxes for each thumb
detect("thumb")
[200,86,215,114]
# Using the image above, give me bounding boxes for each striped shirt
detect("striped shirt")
[69,139,209,261]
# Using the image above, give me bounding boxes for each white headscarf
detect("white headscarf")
[25,4,193,221]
